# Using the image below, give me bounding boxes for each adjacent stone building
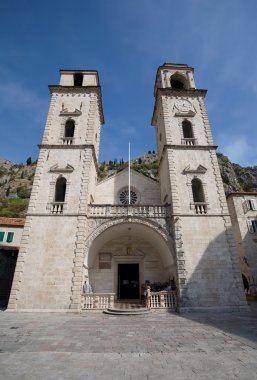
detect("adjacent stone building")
[7,64,247,312]
[0,218,25,308]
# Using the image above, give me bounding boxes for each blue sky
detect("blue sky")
[0,0,257,166]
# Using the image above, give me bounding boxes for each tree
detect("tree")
[26,157,32,165]
[6,186,10,197]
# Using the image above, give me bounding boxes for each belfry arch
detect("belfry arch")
[83,218,176,300]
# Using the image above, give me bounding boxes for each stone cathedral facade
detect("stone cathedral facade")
[8,63,247,312]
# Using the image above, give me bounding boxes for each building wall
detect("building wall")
[95,169,161,205]
[180,216,244,307]
[227,194,257,293]
[0,226,23,248]
[14,216,78,310]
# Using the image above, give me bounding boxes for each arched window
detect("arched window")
[55,177,67,202]
[65,119,75,138]
[182,120,193,139]
[192,178,205,203]
[170,74,186,89]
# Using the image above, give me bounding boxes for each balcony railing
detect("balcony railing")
[191,202,207,214]
[181,138,197,146]
[51,202,65,214]
[88,205,169,218]
[62,137,74,145]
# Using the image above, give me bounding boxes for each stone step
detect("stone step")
[103,307,152,316]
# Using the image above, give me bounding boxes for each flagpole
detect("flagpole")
[128,142,131,205]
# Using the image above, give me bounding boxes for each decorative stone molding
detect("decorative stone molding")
[59,104,82,117]
[183,164,207,174]
[185,172,209,212]
[7,216,33,310]
[42,94,57,144]
[209,150,229,214]
[27,149,48,213]
[49,86,104,124]
[113,249,145,257]
[172,217,188,306]
[47,173,71,213]
[59,117,78,144]
[177,118,197,144]
[49,164,74,173]
[85,217,172,249]
[198,97,214,145]
[69,95,100,310]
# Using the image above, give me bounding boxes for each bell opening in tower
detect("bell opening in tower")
[74,73,83,86]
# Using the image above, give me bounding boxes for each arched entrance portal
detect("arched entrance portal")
[85,221,175,301]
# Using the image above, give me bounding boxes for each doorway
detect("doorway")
[118,264,139,299]
[0,250,18,308]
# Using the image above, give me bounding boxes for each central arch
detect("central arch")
[83,218,176,300]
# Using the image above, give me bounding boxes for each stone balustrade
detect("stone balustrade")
[181,138,197,146]
[81,291,177,311]
[82,293,115,310]
[192,202,208,214]
[150,291,177,309]
[88,205,169,218]
[51,202,65,214]
[62,137,74,145]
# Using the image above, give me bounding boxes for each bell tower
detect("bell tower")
[8,69,104,311]
[152,63,246,310]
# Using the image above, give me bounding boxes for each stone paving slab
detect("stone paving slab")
[0,304,257,379]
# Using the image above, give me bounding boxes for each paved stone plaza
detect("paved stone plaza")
[1,301,257,380]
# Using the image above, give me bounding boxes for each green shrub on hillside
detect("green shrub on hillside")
[0,197,28,218]
[17,187,31,199]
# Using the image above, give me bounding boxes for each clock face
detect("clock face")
[175,99,192,112]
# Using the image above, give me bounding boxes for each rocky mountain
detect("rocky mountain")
[0,159,36,217]
[0,153,257,217]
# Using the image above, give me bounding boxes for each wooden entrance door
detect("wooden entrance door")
[118,263,139,299]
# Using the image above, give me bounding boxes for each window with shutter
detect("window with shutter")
[252,220,257,233]
[6,232,14,243]
[250,199,257,211]
[0,232,4,242]
[243,199,257,213]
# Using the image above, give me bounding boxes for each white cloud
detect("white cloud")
[0,80,47,124]
[218,134,257,166]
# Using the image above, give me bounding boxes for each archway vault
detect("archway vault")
[84,216,175,270]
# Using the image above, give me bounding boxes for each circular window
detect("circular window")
[119,189,137,205]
